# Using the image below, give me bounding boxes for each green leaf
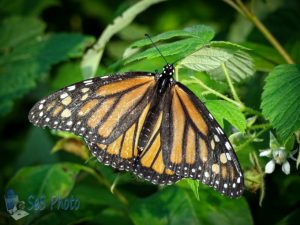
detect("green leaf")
[123,25,214,64]
[81,0,165,78]
[129,186,253,225]
[205,100,247,132]
[126,24,214,49]
[0,17,45,48]
[0,17,93,116]
[186,179,200,200]
[6,163,87,202]
[16,127,57,168]
[179,42,254,83]
[0,0,59,16]
[124,38,206,64]
[261,64,300,141]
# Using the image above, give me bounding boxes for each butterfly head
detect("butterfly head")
[162,64,175,77]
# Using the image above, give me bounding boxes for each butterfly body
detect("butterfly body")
[29,64,244,198]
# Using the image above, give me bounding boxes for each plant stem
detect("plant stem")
[222,63,242,104]
[225,0,294,64]
[183,77,242,107]
[248,123,271,130]
[242,106,264,117]
[84,162,128,205]
[236,126,271,152]
[183,77,264,117]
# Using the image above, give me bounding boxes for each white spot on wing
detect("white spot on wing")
[81,88,89,93]
[225,142,231,150]
[214,134,220,142]
[226,153,232,161]
[67,85,76,91]
[60,93,68,99]
[39,104,43,110]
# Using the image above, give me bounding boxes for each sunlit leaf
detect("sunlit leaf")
[206,100,246,132]
[261,64,300,141]
[179,42,254,83]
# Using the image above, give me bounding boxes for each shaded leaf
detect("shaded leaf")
[0,0,59,16]
[17,127,57,168]
[6,163,87,202]
[0,17,93,116]
[52,138,89,160]
[129,186,253,225]
[261,64,300,141]
[205,100,246,132]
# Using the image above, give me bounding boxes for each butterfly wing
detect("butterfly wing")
[135,89,180,184]
[161,82,244,197]
[28,72,156,146]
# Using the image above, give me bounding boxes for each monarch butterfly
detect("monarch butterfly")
[28,54,244,198]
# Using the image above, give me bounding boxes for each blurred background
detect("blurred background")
[0,0,300,224]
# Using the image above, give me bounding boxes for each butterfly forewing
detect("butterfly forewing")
[28,73,156,146]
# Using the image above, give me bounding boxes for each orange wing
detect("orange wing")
[160,83,244,197]
[29,73,156,145]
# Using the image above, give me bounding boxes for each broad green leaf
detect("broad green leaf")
[205,100,246,132]
[186,179,200,200]
[0,17,93,116]
[126,24,214,49]
[6,163,87,203]
[0,0,59,16]
[179,42,254,83]
[124,38,206,64]
[261,64,300,141]
[81,0,165,78]
[51,62,83,91]
[0,17,45,48]
[16,127,57,168]
[123,25,214,63]
[129,186,253,225]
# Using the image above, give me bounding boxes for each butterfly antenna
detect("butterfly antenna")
[145,34,168,64]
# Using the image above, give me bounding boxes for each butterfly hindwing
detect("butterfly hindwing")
[136,89,180,184]
[161,83,244,197]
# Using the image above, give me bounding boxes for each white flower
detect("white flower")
[261,148,292,175]
[259,132,297,175]
[265,160,275,174]
[282,161,290,175]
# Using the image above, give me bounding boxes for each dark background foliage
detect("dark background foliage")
[0,0,300,224]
